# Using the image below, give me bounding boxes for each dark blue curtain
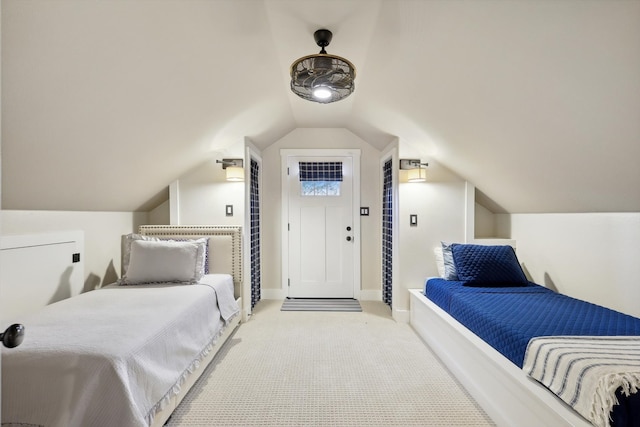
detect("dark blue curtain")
[250,159,261,308]
[382,159,393,307]
[298,162,343,181]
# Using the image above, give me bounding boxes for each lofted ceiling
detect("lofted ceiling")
[2,0,639,213]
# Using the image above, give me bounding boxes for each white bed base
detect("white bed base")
[408,289,591,427]
[138,225,243,427]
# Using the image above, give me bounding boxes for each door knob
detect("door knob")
[346,226,351,231]
[346,236,352,242]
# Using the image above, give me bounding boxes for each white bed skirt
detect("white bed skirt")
[151,304,240,427]
[408,289,591,427]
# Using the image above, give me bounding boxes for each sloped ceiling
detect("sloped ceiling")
[2,0,639,213]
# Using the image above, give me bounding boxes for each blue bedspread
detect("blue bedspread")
[424,278,553,313]
[424,278,640,368]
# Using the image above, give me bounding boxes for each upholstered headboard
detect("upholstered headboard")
[137,225,242,298]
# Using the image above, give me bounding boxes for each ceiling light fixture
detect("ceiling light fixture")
[290,29,356,104]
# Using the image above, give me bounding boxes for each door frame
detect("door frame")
[280,148,361,299]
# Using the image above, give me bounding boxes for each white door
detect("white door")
[287,156,354,298]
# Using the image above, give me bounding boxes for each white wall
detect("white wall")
[1,9,5,411]
[496,213,640,318]
[1,210,147,290]
[261,128,382,298]
[173,159,245,226]
[170,141,246,226]
[1,230,84,322]
[397,159,467,313]
[475,202,496,238]
[148,200,170,225]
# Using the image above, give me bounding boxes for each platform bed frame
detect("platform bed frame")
[138,225,243,427]
[409,289,592,427]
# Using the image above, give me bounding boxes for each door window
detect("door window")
[301,181,341,196]
[299,161,343,196]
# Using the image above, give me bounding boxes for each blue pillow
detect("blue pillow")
[452,244,528,286]
[441,241,459,280]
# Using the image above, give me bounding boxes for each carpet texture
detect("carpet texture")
[166,300,494,426]
[281,298,362,312]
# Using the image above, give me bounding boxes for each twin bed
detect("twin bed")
[1,225,243,427]
[410,243,640,427]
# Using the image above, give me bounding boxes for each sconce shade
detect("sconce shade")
[225,166,244,182]
[400,159,428,183]
[407,167,427,182]
[217,158,244,181]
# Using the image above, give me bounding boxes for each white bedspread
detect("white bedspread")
[1,274,239,427]
[523,336,640,427]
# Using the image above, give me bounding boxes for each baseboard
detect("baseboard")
[392,308,411,323]
[261,288,287,300]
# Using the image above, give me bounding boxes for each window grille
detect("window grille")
[382,159,393,307]
[250,159,261,308]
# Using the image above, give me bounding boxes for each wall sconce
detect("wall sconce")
[399,159,428,183]
[216,159,244,182]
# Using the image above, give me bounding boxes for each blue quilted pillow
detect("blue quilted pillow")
[452,244,528,286]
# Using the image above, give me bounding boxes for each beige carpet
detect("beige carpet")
[166,299,494,426]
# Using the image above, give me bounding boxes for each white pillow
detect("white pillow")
[121,233,209,277]
[121,239,206,285]
[121,234,155,276]
[433,247,445,278]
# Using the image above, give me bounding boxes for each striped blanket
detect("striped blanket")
[523,336,640,427]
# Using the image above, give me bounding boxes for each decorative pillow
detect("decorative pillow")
[120,239,206,285]
[451,244,527,286]
[160,237,210,274]
[433,247,445,278]
[121,233,158,277]
[121,234,209,277]
[441,241,459,280]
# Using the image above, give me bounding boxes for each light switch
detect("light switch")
[225,205,233,216]
[410,214,418,226]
